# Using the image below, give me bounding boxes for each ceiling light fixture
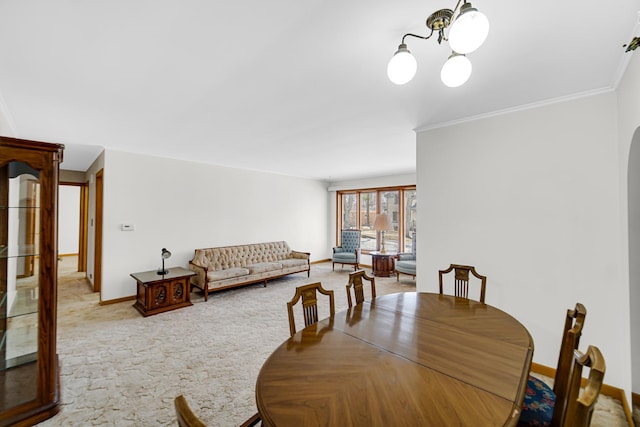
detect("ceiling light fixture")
[387,0,489,87]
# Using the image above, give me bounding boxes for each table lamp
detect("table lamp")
[157,247,171,275]
[373,213,393,253]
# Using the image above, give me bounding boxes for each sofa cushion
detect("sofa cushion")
[280,258,308,268]
[207,267,250,281]
[247,262,283,274]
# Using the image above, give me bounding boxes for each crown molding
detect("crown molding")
[414,86,616,134]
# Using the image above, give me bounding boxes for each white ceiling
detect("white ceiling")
[1,1,639,181]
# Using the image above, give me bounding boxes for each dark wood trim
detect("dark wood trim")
[79,184,88,272]
[60,181,89,272]
[94,170,103,294]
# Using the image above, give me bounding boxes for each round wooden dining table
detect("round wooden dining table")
[255,292,534,427]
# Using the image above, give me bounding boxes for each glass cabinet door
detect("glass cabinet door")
[0,162,41,410]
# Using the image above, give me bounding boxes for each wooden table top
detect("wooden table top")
[130,266,195,284]
[255,292,534,427]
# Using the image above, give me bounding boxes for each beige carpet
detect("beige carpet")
[36,257,628,426]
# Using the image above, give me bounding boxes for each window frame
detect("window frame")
[336,185,416,254]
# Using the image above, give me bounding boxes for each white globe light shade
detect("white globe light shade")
[448,6,489,54]
[441,54,472,87]
[387,44,417,85]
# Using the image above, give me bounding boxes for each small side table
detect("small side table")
[370,251,397,277]
[131,267,196,317]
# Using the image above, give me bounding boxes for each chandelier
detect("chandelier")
[387,0,489,87]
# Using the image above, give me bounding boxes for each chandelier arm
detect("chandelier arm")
[401,30,435,44]
[452,0,463,17]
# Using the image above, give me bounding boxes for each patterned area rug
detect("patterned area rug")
[36,257,627,426]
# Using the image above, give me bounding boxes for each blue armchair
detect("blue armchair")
[332,230,361,271]
[395,234,416,281]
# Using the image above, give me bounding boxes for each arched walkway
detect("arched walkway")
[627,126,640,418]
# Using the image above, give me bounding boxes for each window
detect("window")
[380,191,399,252]
[337,186,416,253]
[341,193,357,229]
[360,192,376,251]
[403,190,417,252]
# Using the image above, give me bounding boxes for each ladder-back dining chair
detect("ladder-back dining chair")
[287,282,335,337]
[518,302,587,427]
[346,269,376,308]
[438,264,487,303]
[332,230,361,271]
[563,345,606,427]
[175,395,262,427]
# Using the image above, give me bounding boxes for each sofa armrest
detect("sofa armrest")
[189,261,208,287]
[397,253,415,261]
[291,250,310,261]
[333,246,343,254]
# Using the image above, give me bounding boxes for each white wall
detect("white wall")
[98,150,330,302]
[58,185,80,255]
[0,91,16,137]
[85,151,105,290]
[416,92,631,391]
[617,50,640,393]
[628,128,640,394]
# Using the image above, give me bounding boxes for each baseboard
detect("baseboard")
[311,259,331,265]
[58,253,78,258]
[530,362,555,378]
[99,295,135,306]
[531,363,634,426]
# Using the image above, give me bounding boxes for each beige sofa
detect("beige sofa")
[188,241,310,301]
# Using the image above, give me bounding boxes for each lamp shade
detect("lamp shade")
[448,3,489,54]
[441,53,472,87]
[157,247,172,275]
[373,213,393,231]
[387,44,417,85]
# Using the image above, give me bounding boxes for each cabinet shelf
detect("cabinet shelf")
[0,244,39,259]
[0,206,40,210]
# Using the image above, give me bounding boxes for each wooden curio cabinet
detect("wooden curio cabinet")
[0,137,63,426]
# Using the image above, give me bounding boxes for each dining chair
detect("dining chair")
[175,395,262,427]
[332,229,361,271]
[175,395,207,427]
[563,345,606,427]
[438,264,487,303]
[346,269,376,308]
[239,413,262,427]
[518,303,587,427]
[287,282,335,336]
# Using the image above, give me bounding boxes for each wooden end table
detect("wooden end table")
[369,251,397,277]
[131,267,196,317]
